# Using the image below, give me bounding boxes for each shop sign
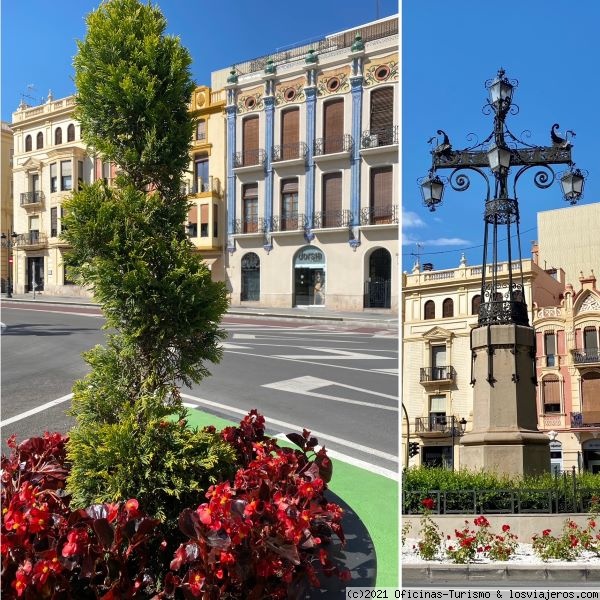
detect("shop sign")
[294,247,325,268]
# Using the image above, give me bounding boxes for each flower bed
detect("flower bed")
[402,498,600,566]
[1,411,351,599]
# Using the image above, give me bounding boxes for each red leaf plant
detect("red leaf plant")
[158,413,349,599]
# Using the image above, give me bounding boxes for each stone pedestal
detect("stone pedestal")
[460,324,550,476]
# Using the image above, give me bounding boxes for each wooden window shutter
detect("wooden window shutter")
[424,300,435,320]
[370,166,393,212]
[67,124,75,142]
[472,295,481,315]
[55,128,62,145]
[281,179,298,194]
[582,373,600,415]
[370,87,394,131]
[243,183,258,199]
[442,298,454,318]
[323,99,344,152]
[200,204,209,225]
[188,205,197,224]
[281,108,299,146]
[322,173,342,214]
[36,132,44,149]
[243,116,259,152]
[543,376,560,405]
[51,207,58,237]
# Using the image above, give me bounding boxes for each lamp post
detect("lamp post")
[1,232,18,298]
[419,69,588,477]
[419,69,587,327]
[451,417,468,471]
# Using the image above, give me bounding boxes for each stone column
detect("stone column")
[460,324,550,476]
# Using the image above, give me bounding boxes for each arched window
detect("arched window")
[241,252,260,301]
[472,295,481,315]
[67,124,75,142]
[442,298,454,318]
[25,135,32,152]
[36,132,43,149]
[424,300,435,320]
[542,375,561,414]
[55,128,62,145]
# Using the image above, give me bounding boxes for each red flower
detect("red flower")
[421,498,435,511]
[474,516,490,528]
[12,562,32,597]
[61,529,89,557]
[188,570,205,597]
[197,505,212,525]
[542,529,551,537]
[589,519,596,529]
[125,498,139,514]
[502,524,511,532]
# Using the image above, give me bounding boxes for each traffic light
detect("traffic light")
[409,442,420,458]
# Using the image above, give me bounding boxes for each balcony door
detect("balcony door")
[369,87,394,145]
[428,394,446,431]
[26,257,44,292]
[323,99,343,154]
[431,345,447,380]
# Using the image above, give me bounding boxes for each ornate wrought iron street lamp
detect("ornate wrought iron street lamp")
[419,68,587,328]
[1,231,18,298]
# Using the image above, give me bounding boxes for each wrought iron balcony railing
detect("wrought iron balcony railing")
[414,415,462,435]
[269,214,308,232]
[20,191,44,206]
[233,149,266,168]
[312,209,352,229]
[360,204,398,225]
[361,126,399,149]
[420,366,456,383]
[231,217,267,235]
[272,142,308,163]
[572,348,600,365]
[313,134,353,156]
[182,176,222,196]
[571,411,600,428]
[16,232,48,247]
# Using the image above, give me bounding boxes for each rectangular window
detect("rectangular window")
[28,216,40,244]
[78,160,84,189]
[322,172,342,227]
[187,205,197,238]
[61,160,72,191]
[242,184,258,233]
[60,206,67,233]
[584,327,598,351]
[369,166,393,223]
[200,204,209,237]
[195,159,209,193]
[50,163,57,193]
[428,395,447,431]
[281,179,298,231]
[545,332,556,367]
[102,161,111,183]
[431,345,448,380]
[196,120,206,141]
[51,207,58,237]
[213,205,218,238]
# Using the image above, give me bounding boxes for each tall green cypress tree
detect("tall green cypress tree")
[62,0,235,521]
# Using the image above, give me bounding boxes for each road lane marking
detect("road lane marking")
[275,347,394,361]
[180,393,397,465]
[232,334,256,339]
[223,349,397,375]
[263,376,397,406]
[1,393,73,428]
[221,342,253,350]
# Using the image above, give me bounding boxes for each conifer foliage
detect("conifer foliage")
[62,0,233,520]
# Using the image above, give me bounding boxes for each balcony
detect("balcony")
[20,191,44,207]
[360,126,399,150]
[571,348,600,366]
[571,412,600,428]
[272,142,308,166]
[312,209,352,230]
[360,204,398,226]
[269,214,308,233]
[16,231,48,249]
[415,416,464,439]
[233,149,266,171]
[183,176,222,198]
[420,366,456,389]
[313,135,353,160]
[231,217,266,235]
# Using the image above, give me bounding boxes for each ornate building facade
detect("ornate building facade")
[402,256,564,470]
[217,16,398,311]
[1,122,14,293]
[11,95,92,295]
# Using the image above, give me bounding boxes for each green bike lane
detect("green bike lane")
[184,407,399,588]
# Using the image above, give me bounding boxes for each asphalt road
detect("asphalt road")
[1,304,398,475]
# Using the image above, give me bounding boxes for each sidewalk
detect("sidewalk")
[2,293,398,330]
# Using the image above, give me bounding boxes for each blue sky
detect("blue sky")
[403,0,600,272]
[1,0,396,121]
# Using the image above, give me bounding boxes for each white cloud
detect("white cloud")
[402,210,425,228]
[423,237,471,247]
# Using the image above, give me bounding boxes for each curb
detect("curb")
[2,297,398,330]
[402,564,600,584]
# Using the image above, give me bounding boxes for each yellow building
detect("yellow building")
[185,86,227,281]
[1,122,14,293]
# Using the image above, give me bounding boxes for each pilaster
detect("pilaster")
[225,103,237,253]
[263,93,275,252]
[349,68,364,249]
[303,82,317,242]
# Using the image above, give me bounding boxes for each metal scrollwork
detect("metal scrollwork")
[484,198,519,224]
[449,167,490,200]
[533,168,554,189]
